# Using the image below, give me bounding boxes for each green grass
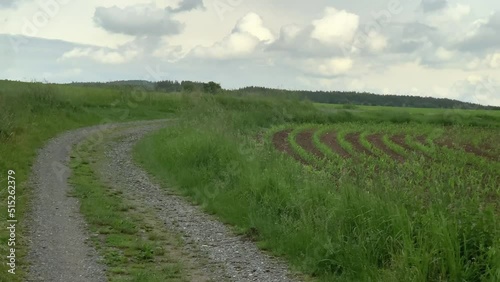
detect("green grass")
[135,95,500,281]
[68,134,190,282]
[314,103,500,127]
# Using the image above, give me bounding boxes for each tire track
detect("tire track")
[26,124,111,282]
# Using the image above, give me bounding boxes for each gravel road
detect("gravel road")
[26,120,302,282]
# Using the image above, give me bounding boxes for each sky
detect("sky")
[0,0,499,106]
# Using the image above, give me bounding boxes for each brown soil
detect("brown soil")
[296,129,325,159]
[320,131,351,158]
[460,143,497,160]
[437,138,498,161]
[390,134,414,152]
[345,133,375,156]
[416,135,428,144]
[367,134,405,163]
[272,130,308,165]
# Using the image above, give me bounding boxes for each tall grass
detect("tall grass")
[135,94,500,281]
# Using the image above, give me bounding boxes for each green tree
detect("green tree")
[203,81,222,94]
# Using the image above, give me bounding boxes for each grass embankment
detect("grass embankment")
[0,80,182,281]
[135,94,500,281]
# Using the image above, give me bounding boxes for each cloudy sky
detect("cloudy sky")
[1,0,499,106]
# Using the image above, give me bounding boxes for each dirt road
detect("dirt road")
[26,121,300,282]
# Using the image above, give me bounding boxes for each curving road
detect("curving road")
[26,120,301,282]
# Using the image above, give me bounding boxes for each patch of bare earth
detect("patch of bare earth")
[272,130,308,165]
[416,135,428,144]
[367,134,405,163]
[437,139,499,161]
[390,135,414,152]
[345,133,375,156]
[320,131,351,158]
[295,129,325,159]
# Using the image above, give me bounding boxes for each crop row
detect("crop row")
[272,124,499,166]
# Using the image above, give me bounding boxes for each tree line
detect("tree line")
[67,80,499,110]
[233,86,499,110]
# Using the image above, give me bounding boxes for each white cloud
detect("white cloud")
[465,58,482,70]
[444,3,471,21]
[152,44,187,62]
[466,74,483,84]
[426,3,471,25]
[420,0,448,13]
[271,7,389,58]
[487,52,500,68]
[60,47,139,64]
[93,5,183,36]
[192,33,260,59]
[451,75,500,106]
[191,12,273,59]
[435,47,455,60]
[311,7,359,45]
[41,68,83,80]
[301,57,353,77]
[432,85,452,98]
[365,31,388,52]
[166,0,205,13]
[348,79,366,91]
[457,12,500,52]
[460,52,500,70]
[279,24,302,43]
[428,75,500,106]
[465,18,488,37]
[233,12,274,42]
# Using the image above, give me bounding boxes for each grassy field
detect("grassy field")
[135,95,499,281]
[314,103,500,126]
[1,80,499,281]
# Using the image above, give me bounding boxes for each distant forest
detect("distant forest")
[68,80,500,110]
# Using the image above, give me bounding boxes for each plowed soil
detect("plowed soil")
[416,135,428,144]
[345,133,375,156]
[273,130,308,164]
[296,130,325,159]
[367,134,405,163]
[437,139,499,161]
[320,131,351,158]
[390,134,414,152]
